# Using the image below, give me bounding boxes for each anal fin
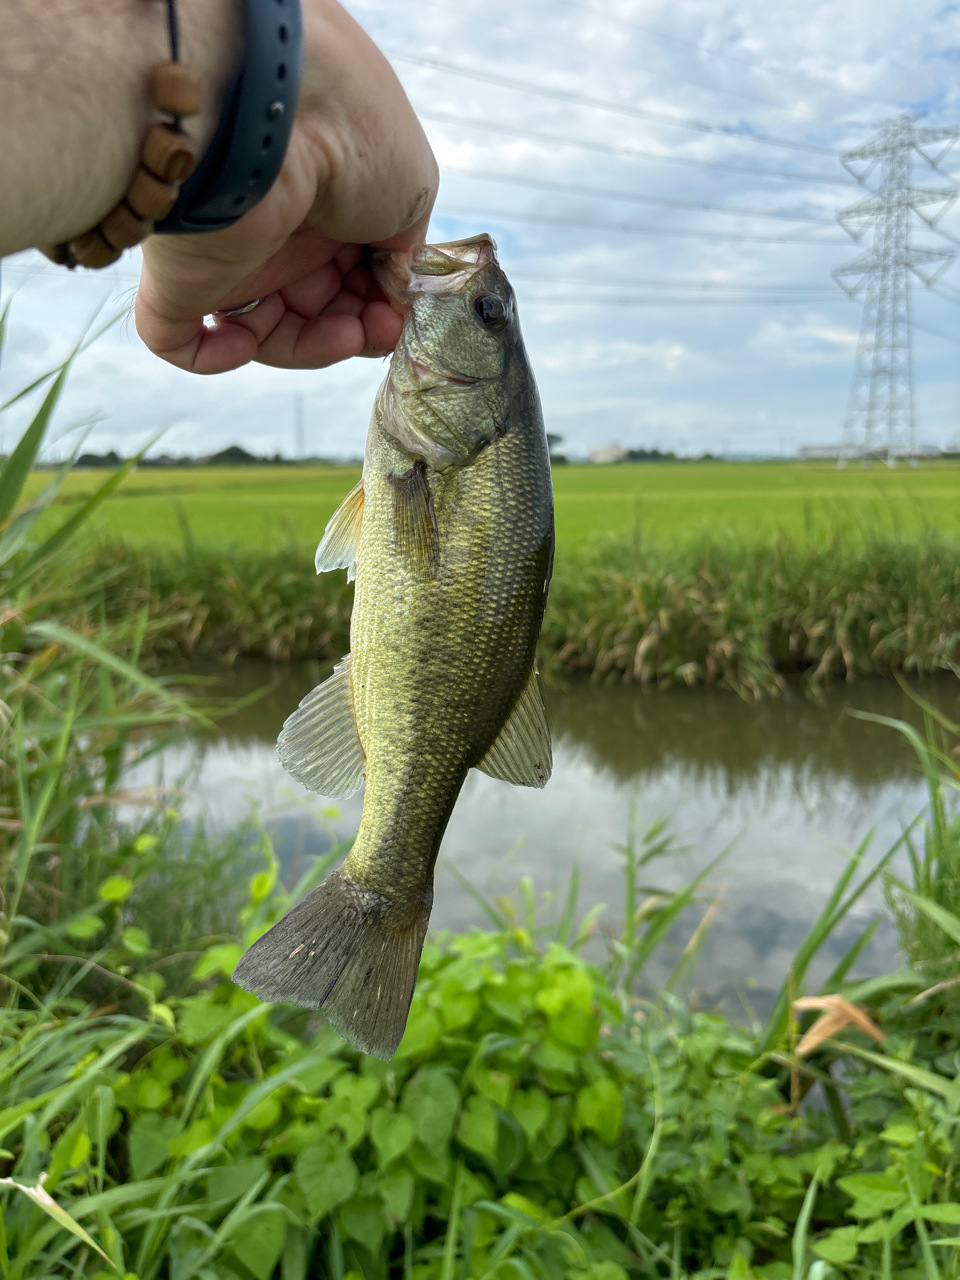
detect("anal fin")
[316,480,364,582]
[476,668,552,788]
[389,460,439,579]
[277,654,365,797]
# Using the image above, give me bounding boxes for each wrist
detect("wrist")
[294,0,437,245]
[0,0,240,257]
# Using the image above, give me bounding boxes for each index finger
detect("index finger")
[136,225,345,373]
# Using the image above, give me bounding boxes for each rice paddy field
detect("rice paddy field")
[10,336,960,1280]
[26,457,960,552]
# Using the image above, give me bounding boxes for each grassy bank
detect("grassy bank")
[6,535,960,1278]
[23,458,960,554]
[45,527,960,696]
[6,501,960,1277]
[6,321,960,1279]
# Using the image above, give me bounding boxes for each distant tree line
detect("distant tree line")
[67,441,728,470]
[623,448,725,463]
[70,445,347,469]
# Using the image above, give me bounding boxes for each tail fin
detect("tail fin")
[233,867,431,1060]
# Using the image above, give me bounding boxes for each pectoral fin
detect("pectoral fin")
[476,668,552,788]
[315,480,364,581]
[277,655,365,797]
[389,460,439,579]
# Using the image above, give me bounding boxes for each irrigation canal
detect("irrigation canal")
[141,665,960,1015]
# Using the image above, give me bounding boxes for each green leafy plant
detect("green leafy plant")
[5,306,960,1279]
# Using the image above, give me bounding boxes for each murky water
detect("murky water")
[141,665,960,1012]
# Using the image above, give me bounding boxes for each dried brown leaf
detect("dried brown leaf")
[793,993,884,1056]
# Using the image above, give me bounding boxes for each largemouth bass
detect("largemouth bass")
[234,235,554,1059]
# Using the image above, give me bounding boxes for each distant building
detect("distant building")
[589,443,628,464]
[800,443,941,461]
[799,444,843,459]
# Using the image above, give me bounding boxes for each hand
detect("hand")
[135,0,437,375]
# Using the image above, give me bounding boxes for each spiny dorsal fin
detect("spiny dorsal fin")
[277,655,365,797]
[389,460,439,579]
[476,668,552,788]
[315,480,364,582]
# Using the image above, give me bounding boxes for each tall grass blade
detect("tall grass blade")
[0,369,70,529]
[0,306,119,416]
[759,826,909,1055]
[833,1041,960,1108]
[0,297,10,370]
[892,883,960,947]
[908,1176,943,1280]
[26,621,211,727]
[6,440,160,592]
[557,865,580,946]
[0,458,76,568]
[820,915,882,992]
[0,1176,114,1268]
[441,1161,466,1280]
[446,864,510,930]
[792,1171,820,1280]
[623,849,727,992]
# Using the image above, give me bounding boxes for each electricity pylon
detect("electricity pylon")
[833,115,958,464]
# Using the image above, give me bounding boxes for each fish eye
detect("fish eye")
[473,294,508,333]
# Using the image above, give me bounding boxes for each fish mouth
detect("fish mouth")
[374,235,498,312]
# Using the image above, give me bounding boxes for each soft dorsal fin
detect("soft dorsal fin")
[315,480,364,582]
[389,460,439,579]
[276,655,365,797]
[476,668,552,789]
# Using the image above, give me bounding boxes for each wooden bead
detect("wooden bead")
[141,123,195,183]
[126,168,179,220]
[69,230,123,269]
[39,244,76,267]
[150,62,200,117]
[100,204,152,250]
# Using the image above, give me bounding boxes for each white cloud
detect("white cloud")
[748,314,861,365]
[536,335,696,372]
[3,0,959,456]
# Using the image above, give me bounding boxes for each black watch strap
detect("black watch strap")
[155,0,303,234]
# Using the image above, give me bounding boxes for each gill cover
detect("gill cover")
[373,235,517,471]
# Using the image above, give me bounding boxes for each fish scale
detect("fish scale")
[234,235,554,1058]
[350,413,551,898]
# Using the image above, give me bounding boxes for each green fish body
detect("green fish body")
[234,236,554,1058]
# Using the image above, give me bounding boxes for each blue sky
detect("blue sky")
[2,0,959,460]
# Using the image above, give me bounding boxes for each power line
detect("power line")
[520,293,845,306]
[553,0,816,91]
[510,269,839,292]
[913,320,960,346]
[0,261,140,285]
[443,165,836,224]
[420,110,848,187]
[387,50,839,155]
[435,204,847,245]
[350,0,779,106]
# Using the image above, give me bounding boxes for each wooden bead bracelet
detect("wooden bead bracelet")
[42,0,302,267]
[42,3,199,269]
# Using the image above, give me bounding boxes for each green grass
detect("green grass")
[10,318,960,1279]
[47,528,960,696]
[23,459,960,554]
